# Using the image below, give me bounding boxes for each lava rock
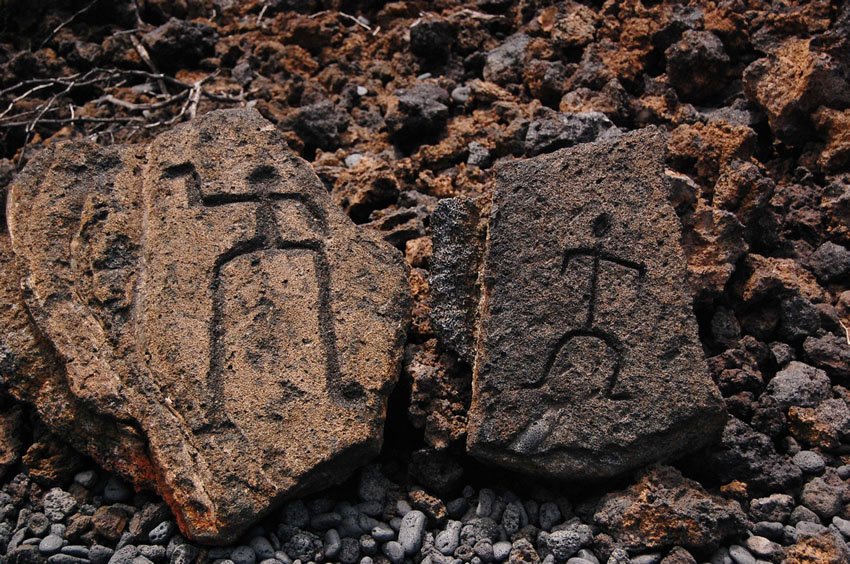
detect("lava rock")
[665,30,730,102]
[523,110,617,156]
[3,108,411,543]
[765,362,832,411]
[385,83,450,147]
[743,38,850,143]
[483,33,529,85]
[142,18,217,72]
[289,101,350,153]
[410,18,454,60]
[467,128,726,479]
[594,466,747,552]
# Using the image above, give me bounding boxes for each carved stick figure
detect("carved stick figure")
[162,163,362,433]
[511,213,646,454]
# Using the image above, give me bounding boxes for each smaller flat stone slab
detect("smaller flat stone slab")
[466,128,726,479]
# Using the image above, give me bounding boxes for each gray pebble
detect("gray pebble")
[250,537,275,560]
[361,558,373,564]
[792,451,826,475]
[109,545,139,564]
[451,86,470,104]
[752,521,784,540]
[323,530,341,560]
[359,534,377,556]
[398,510,427,556]
[710,546,732,564]
[476,489,495,518]
[50,524,66,537]
[149,521,175,544]
[39,534,64,555]
[744,536,782,560]
[43,489,78,522]
[629,554,661,564]
[356,86,368,97]
[474,539,493,561]
[230,546,256,564]
[436,520,461,555]
[273,552,291,564]
[382,540,405,564]
[396,500,412,516]
[345,154,364,168]
[576,549,599,564]
[91,545,115,564]
[832,516,850,539]
[728,545,755,564]
[446,498,468,519]
[837,465,850,480]
[133,557,155,564]
[371,523,395,542]
[61,546,90,558]
[492,541,511,561]
[74,470,97,488]
[796,521,828,537]
[48,556,89,564]
[539,502,562,531]
[565,559,595,564]
[103,478,133,503]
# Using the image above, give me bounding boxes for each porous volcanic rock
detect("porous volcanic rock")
[593,466,747,552]
[3,108,410,543]
[465,128,726,479]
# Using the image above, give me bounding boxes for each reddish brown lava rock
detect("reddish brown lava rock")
[785,529,850,563]
[3,108,410,543]
[593,466,747,553]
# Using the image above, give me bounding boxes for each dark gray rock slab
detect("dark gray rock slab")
[466,128,726,479]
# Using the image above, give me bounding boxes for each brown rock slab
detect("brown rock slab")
[466,128,726,479]
[4,108,410,543]
[593,466,747,552]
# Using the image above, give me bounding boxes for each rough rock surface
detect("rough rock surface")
[466,128,726,479]
[3,108,410,543]
[594,466,748,552]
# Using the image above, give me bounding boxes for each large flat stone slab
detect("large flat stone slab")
[466,128,725,479]
[4,108,410,543]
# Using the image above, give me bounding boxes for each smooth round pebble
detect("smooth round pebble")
[39,534,64,555]
[576,549,600,564]
[398,510,426,556]
[371,523,395,541]
[832,516,850,539]
[728,545,756,564]
[382,540,405,564]
[90,544,114,564]
[74,470,97,488]
[249,537,275,560]
[230,546,256,564]
[493,541,512,561]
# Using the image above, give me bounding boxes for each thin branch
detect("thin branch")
[39,0,101,49]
